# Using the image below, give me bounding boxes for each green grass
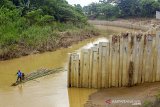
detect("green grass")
[143,100,153,107]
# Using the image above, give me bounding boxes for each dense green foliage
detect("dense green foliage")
[0,0,87,49]
[83,0,160,20]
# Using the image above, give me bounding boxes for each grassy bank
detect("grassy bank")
[0,24,99,60]
[0,0,100,60]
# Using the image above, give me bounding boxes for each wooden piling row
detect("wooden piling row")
[68,32,160,89]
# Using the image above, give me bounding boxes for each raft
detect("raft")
[11,67,64,86]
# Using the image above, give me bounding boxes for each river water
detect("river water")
[0,26,136,107]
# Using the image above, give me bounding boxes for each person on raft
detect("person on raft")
[17,70,22,82]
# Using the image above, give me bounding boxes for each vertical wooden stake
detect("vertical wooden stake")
[91,46,99,88]
[80,49,90,88]
[68,54,71,87]
[156,32,160,81]
[138,34,144,84]
[70,53,80,87]
[119,35,123,87]
[122,33,130,86]
[99,42,108,88]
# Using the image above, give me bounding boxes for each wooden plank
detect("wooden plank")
[106,43,110,88]
[80,49,90,88]
[150,35,155,82]
[152,35,156,82]
[99,42,108,88]
[156,32,160,81]
[109,35,119,87]
[144,34,154,82]
[70,53,80,87]
[122,33,130,86]
[119,35,123,87]
[132,34,143,85]
[142,34,148,83]
[115,36,120,87]
[112,36,120,87]
[132,34,138,85]
[138,34,144,84]
[128,33,133,86]
[122,35,127,86]
[91,46,99,88]
[67,54,71,87]
[110,36,116,87]
[108,36,112,87]
[142,34,146,83]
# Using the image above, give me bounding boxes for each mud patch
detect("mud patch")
[85,82,160,107]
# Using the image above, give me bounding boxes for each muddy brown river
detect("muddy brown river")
[0,26,137,107]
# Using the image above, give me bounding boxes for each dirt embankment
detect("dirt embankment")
[85,82,160,107]
[0,29,99,61]
[89,18,160,32]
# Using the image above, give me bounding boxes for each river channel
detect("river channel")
[0,25,137,107]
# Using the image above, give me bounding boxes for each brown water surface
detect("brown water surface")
[0,25,136,107]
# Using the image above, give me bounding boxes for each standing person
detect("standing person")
[17,70,22,82]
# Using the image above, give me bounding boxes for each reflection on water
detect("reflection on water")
[68,88,96,107]
[17,84,23,95]
[79,37,109,50]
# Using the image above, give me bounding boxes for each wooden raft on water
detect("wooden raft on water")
[11,67,64,86]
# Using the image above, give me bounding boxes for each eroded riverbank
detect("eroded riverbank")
[85,82,160,107]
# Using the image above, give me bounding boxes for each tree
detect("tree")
[140,0,160,17]
[117,0,141,17]
[102,4,120,19]
[74,4,83,13]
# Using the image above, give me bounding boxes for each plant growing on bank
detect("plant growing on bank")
[0,0,99,60]
[143,100,153,107]
[0,0,88,50]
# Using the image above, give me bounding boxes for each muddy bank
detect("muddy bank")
[89,19,160,32]
[0,29,99,61]
[85,82,160,107]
